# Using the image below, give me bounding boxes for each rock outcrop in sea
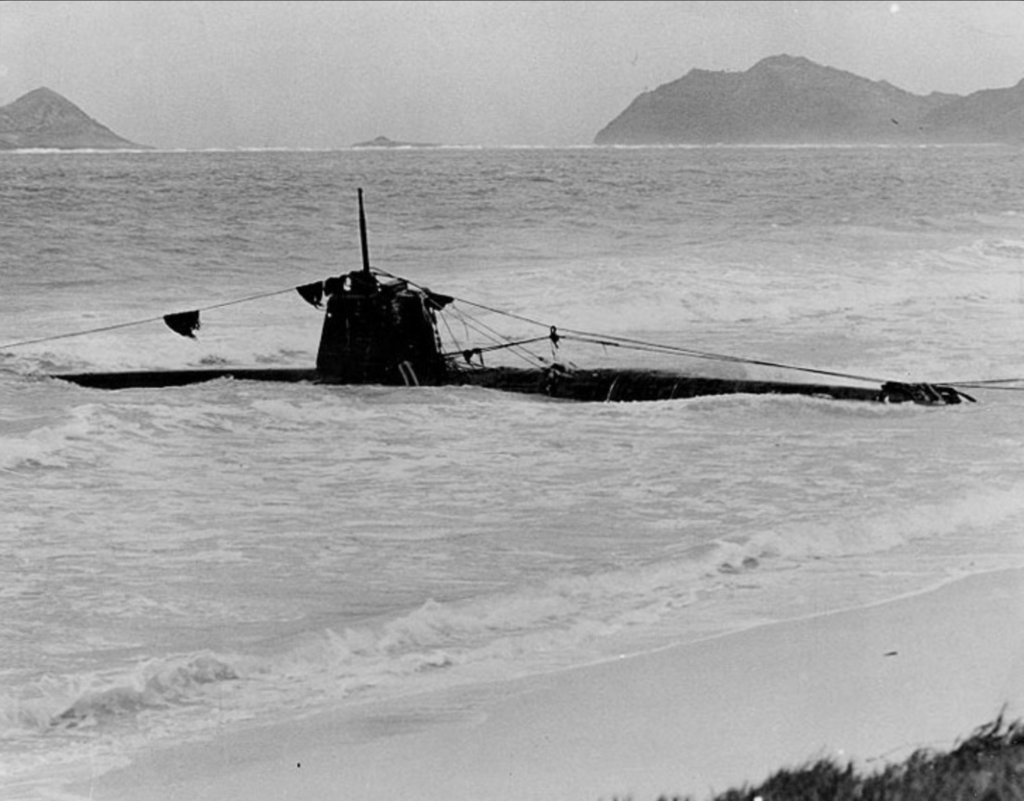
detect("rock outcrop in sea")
[351,135,441,149]
[594,55,1024,145]
[0,87,149,150]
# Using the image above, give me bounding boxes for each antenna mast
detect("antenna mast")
[358,187,371,275]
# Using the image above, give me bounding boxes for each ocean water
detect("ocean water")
[3,145,1024,798]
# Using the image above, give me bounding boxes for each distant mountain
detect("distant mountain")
[351,135,441,149]
[0,87,149,150]
[594,55,1024,145]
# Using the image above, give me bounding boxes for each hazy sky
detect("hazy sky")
[1,0,1023,149]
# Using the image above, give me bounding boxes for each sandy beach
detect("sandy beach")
[71,567,1024,801]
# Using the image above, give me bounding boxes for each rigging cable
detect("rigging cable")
[388,272,898,387]
[933,382,1024,393]
[558,330,889,385]
[371,269,900,385]
[439,306,552,369]
[0,285,308,351]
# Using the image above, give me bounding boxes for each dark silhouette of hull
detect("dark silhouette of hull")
[54,363,967,406]
[51,190,971,407]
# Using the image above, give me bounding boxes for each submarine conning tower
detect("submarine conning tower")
[314,270,450,386]
[315,189,451,387]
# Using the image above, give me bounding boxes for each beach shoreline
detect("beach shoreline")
[66,566,1024,801]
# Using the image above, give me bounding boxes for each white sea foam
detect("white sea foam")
[0,404,110,470]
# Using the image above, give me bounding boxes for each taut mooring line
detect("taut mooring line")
[0,285,313,351]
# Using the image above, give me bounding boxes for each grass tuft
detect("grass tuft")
[634,713,1024,801]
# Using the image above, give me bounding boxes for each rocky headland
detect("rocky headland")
[595,55,1024,145]
[0,87,149,150]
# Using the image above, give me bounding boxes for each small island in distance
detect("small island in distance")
[595,54,1024,145]
[0,87,150,150]
[351,135,442,149]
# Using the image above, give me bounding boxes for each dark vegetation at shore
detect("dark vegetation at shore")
[644,715,1024,801]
